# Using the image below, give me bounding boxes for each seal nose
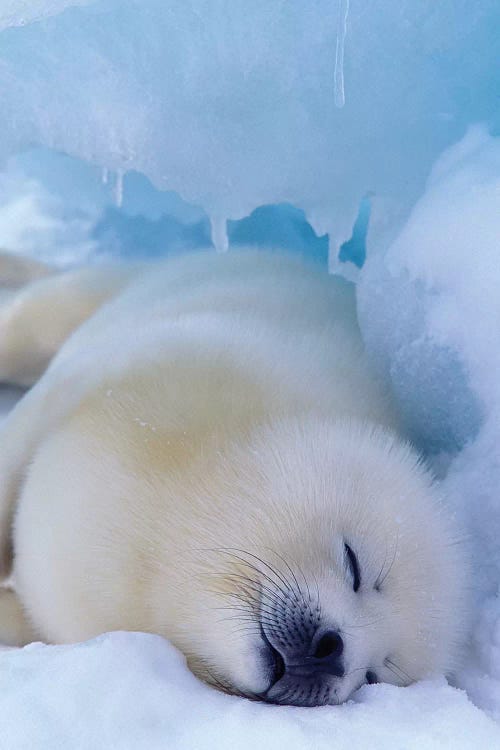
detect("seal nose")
[279,629,344,680]
[309,629,344,677]
[313,630,344,661]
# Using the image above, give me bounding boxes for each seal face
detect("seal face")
[180,418,466,706]
[0,250,467,706]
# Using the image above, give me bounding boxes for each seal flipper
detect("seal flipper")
[0,256,140,387]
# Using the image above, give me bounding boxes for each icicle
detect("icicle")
[210,216,229,253]
[334,0,349,108]
[328,234,360,282]
[328,234,338,273]
[101,167,109,185]
[114,170,124,208]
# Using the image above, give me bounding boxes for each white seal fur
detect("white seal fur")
[0,249,466,705]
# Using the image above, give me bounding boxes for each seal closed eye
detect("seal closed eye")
[344,543,360,592]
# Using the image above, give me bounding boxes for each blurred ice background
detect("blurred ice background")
[0,1,500,748]
[1,0,498,255]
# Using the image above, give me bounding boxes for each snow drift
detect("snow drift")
[1,632,499,750]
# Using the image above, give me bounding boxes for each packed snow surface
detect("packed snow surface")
[1,632,499,750]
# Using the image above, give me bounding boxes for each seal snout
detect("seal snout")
[262,627,345,706]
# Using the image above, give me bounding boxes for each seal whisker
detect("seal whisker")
[214,550,295,608]
[374,541,390,590]
[223,574,292,611]
[215,600,277,619]
[213,570,284,605]
[265,548,305,604]
[385,657,414,684]
[206,670,261,702]
[207,558,293,613]
[221,548,303,605]
[215,613,278,631]
[341,615,387,631]
[375,535,399,589]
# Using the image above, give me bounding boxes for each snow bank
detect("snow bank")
[358,126,500,454]
[0,1,498,252]
[359,127,500,719]
[0,159,97,266]
[1,632,498,750]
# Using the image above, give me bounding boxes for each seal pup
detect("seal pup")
[0,249,466,706]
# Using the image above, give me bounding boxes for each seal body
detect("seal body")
[0,250,466,705]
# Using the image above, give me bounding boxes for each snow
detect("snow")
[0,1,500,747]
[0,158,97,266]
[358,126,500,454]
[1,632,498,750]
[359,128,500,724]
